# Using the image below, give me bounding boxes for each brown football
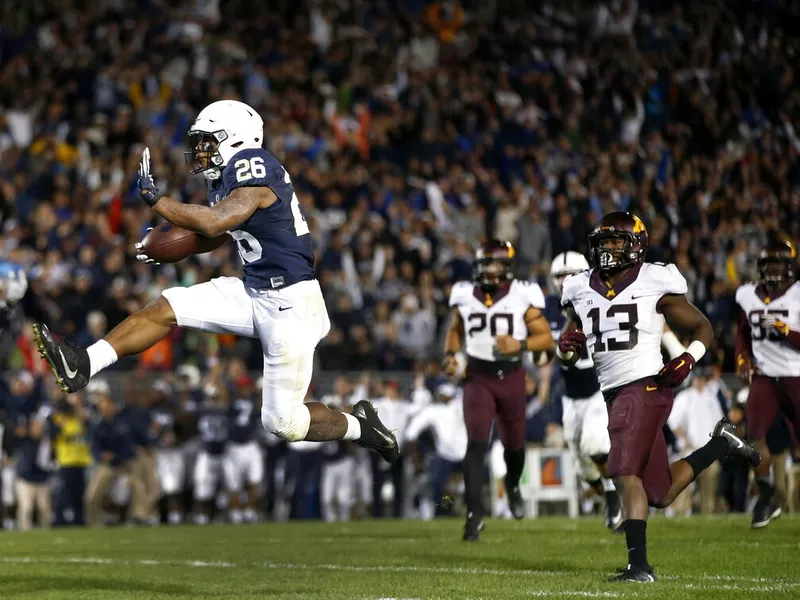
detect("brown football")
[139,223,198,263]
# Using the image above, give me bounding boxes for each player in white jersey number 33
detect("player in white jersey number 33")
[558,211,759,583]
[31,100,399,466]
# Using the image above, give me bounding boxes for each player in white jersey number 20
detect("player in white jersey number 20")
[558,211,759,583]
[31,99,399,467]
[443,239,554,541]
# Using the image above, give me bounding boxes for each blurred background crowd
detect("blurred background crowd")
[2,0,800,528]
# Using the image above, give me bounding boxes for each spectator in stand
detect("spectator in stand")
[7,372,51,531]
[85,384,135,527]
[49,383,93,527]
[126,392,161,525]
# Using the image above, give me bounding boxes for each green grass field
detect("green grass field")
[0,516,798,599]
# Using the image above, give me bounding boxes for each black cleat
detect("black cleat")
[463,512,484,541]
[751,495,782,529]
[712,419,761,467]
[608,565,657,583]
[506,485,525,520]
[604,492,623,532]
[351,400,400,464]
[32,322,90,393]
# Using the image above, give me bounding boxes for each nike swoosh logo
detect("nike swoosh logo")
[58,348,78,379]
[723,430,744,449]
[676,360,686,369]
[375,429,396,447]
[630,294,650,300]
[278,306,292,312]
[645,385,658,392]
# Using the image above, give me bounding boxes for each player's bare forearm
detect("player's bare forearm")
[658,294,714,348]
[524,307,555,353]
[444,308,465,354]
[734,310,753,361]
[557,305,582,366]
[153,187,273,237]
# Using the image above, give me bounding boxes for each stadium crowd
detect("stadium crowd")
[2,0,800,527]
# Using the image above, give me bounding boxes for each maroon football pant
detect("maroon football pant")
[606,377,674,506]
[463,368,526,450]
[746,375,800,441]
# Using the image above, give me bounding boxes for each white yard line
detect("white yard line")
[1,555,798,594]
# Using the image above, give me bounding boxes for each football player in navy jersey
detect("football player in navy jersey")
[193,380,230,525]
[32,100,398,465]
[224,376,263,524]
[547,252,622,532]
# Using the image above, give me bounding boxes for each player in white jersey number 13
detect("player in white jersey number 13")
[735,238,800,528]
[558,211,759,583]
[31,100,399,466]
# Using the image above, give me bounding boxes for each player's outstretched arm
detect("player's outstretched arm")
[556,305,585,367]
[442,308,465,376]
[152,187,275,237]
[136,147,276,237]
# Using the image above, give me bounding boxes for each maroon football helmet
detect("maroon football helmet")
[474,239,515,290]
[588,212,649,273]
[758,239,797,288]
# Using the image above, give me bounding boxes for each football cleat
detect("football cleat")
[352,400,400,464]
[463,512,485,541]
[32,322,90,393]
[605,492,623,532]
[507,485,525,520]
[712,419,761,467]
[751,495,782,529]
[607,565,657,583]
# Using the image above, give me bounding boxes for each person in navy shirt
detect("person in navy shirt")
[193,380,229,525]
[85,392,135,527]
[125,392,161,525]
[34,100,397,470]
[223,376,263,524]
[10,373,53,530]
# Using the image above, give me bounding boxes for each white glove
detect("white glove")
[134,228,160,265]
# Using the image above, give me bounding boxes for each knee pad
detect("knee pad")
[590,453,609,466]
[261,403,310,442]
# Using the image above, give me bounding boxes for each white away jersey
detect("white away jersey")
[449,280,546,362]
[561,263,688,392]
[735,281,800,377]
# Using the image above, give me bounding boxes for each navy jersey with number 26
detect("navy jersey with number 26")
[207,147,315,290]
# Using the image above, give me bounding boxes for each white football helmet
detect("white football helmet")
[550,251,590,294]
[185,100,264,180]
[0,261,27,304]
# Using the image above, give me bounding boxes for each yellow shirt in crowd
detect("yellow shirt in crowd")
[50,413,92,468]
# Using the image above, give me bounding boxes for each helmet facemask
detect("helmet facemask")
[185,130,229,179]
[590,231,639,273]
[474,257,513,292]
[758,256,794,288]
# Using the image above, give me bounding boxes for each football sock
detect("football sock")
[342,413,362,441]
[623,519,649,570]
[684,436,727,479]
[503,447,525,490]
[602,478,616,492]
[87,339,118,377]
[756,476,774,500]
[464,441,488,516]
